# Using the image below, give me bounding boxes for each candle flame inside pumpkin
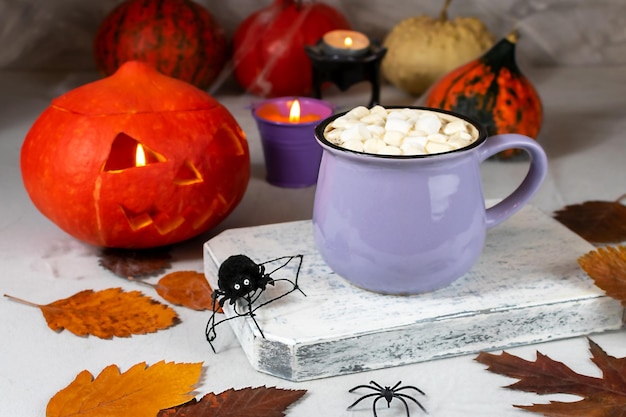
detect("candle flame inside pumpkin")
[289,99,301,123]
[135,143,147,167]
[344,36,354,48]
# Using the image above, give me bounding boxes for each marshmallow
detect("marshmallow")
[324,107,478,156]
[415,113,442,135]
[383,130,404,147]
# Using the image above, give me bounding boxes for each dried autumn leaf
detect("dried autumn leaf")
[475,338,626,416]
[99,246,172,278]
[47,361,202,417]
[579,245,626,306]
[158,386,307,417]
[5,288,179,338]
[554,195,626,243]
[155,271,221,312]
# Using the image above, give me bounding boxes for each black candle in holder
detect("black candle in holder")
[305,30,387,108]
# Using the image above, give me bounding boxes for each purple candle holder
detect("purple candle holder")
[252,97,334,188]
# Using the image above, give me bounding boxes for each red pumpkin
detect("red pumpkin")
[426,31,542,158]
[21,61,249,249]
[94,0,228,90]
[233,0,351,97]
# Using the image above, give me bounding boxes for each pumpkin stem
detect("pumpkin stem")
[275,0,297,9]
[439,0,452,21]
[506,29,519,44]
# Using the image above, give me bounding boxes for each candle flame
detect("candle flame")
[135,143,147,167]
[344,36,354,48]
[289,99,301,123]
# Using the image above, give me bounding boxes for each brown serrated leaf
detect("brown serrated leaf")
[579,245,626,306]
[99,247,172,278]
[475,338,626,416]
[554,195,626,243]
[158,386,307,417]
[5,288,179,338]
[155,271,221,312]
[47,361,202,417]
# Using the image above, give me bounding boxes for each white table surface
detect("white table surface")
[1,65,625,416]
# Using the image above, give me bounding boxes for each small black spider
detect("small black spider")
[205,254,304,352]
[348,380,427,417]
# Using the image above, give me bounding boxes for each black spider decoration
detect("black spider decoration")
[348,380,427,417]
[205,254,304,352]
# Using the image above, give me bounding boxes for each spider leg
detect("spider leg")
[395,393,427,414]
[347,393,380,410]
[239,288,264,308]
[249,255,306,313]
[369,380,385,391]
[206,292,266,352]
[393,395,412,417]
[290,254,306,296]
[349,384,381,393]
[244,293,265,338]
[261,255,306,296]
[205,292,224,353]
[206,308,263,347]
[395,385,426,396]
[390,381,403,390]
[260,254,301,274]
[371,396,383,417]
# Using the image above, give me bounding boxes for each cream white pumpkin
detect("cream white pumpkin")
[382,0,494,96]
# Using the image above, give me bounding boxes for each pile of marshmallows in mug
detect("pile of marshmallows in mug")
[324,106,479,156]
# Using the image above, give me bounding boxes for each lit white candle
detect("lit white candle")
[322,30,371,57]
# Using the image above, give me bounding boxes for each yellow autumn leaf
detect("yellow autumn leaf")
[5,288,179,338]
[47,361,202,417]
[579,245,626,305]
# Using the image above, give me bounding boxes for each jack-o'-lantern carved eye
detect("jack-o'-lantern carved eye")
[102,132,204,185]
[103,132,166,172]
[174,160,203,185]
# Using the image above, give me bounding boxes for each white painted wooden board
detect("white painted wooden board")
[203,205,624,381]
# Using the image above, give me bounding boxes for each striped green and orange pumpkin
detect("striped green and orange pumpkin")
[94,0,228,90]
[426,31,542,159]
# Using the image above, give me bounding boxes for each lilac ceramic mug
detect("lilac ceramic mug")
[312,106,548,294]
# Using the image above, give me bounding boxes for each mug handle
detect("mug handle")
[478,133,548,229]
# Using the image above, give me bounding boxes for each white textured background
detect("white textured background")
[1,0,624,71]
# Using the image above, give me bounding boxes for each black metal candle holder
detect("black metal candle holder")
[305,40,387,108]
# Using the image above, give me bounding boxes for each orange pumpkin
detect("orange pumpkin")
[426,31,542,158]
[21,61,250,248]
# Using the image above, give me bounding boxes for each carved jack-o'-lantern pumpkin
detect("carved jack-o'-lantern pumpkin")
[21,61,250,248]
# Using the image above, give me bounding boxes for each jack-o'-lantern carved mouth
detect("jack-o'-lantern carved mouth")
[120,205,186,234]
[100,132,207,234]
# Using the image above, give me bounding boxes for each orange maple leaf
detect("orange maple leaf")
[5,288,179,338]
[554,195,626,243]
[154,271,221,312]
[158,386,307,417]
[579,245,626,306]
[475,338,626,416]
[47,361,202,417]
